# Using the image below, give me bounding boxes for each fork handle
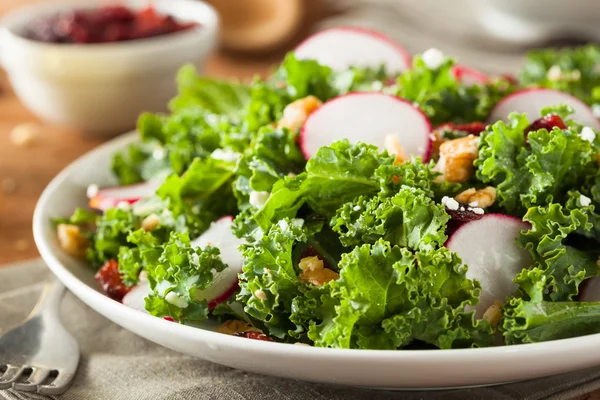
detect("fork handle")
[29,279,66,319]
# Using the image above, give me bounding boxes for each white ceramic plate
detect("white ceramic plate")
[33,132,600,389]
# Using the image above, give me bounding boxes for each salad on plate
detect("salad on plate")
[55,27,600,349]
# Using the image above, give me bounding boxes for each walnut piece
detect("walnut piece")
[384,134,408,165]
[57,224,89,258]
[482,300,504,327]
[455,186,497,208]
[277,95,322,132]
[217,320,261,336]
[298,256,339,286]
[434,135,479,182]
[141,214,160,231]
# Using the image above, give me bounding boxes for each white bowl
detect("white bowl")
[32,131,600,389]
[476,0,600,44]
[0,0,218,135]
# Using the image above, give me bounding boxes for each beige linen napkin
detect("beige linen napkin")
[1,259,600,400]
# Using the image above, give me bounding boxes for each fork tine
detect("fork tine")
[13,368,50,392]
[0,365,27,389]
[38,370,75,395]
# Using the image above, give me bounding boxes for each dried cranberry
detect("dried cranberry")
[436,122,487,137]
[446,207,484,223]
[524,114,567,136]
[163,316,175,322]
[233,332,275,342]
[94,259,130,302]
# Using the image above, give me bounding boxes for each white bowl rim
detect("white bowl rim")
[32,130,600,362]
[0,0,219,55]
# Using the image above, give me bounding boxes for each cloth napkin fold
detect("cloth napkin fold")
[1,259,600,400]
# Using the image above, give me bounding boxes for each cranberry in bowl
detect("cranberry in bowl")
[0,0,218,135]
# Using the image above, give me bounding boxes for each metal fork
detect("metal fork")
[0,279,80,395]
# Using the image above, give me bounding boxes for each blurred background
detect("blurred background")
[0,0,597,264]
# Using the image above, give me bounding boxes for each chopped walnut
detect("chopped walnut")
[277,95,322,132]
[384,134,408,165]
[141,214,160,231]
[434,135,479,182]
[298,256,340,286]
[455,187,496,209]
[482,300,503,327]
[216,320,261,336]
[57,224,89,258]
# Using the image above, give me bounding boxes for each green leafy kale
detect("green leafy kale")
[144,232,227,323]
[477,112,599,215]
[517,193,600,301]
[502,268,600,344]
[300,241,492,349]
[331,186,449,251]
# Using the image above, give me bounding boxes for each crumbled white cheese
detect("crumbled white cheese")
[370,81,384,91]
[460,206,465,211]
[468,201,478,207]
[116,201,131,211]
[547,65,562,81]
[353,205,361,211]
[152,147,166,160]
[249,191,270,208]
[422,48,445,70]
[580,194,592,207]
[472,207,485,215]
[86,184,99,199]
[443,196,459,211]
[579,126,596,143]
[291,218,305,227]
[165,292,189,309]
[211,149,241,163]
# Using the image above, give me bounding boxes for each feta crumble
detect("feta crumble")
[152,147,166,160]
[580,194,592,207]
[546,65,562,81]
[422,48,445,70]
[211,149,241,163]
[86,184,99,199]
[249,191,270,208]
[442,196,459,211]
[165,292,189,309]
[472,207,485,215]
[353,205,361,211]
[579,126,596,143]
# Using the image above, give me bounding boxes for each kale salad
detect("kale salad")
[56,27,600,349]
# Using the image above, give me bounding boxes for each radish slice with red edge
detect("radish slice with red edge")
[487,88,600,129]
[294,26,411,74]
[300,92,433,161]
[121,217,244,314]
[452,65,488,87]
[88,180,162,211]
[190,216,245,309]
[122,271,149,313]
[446,214,533,318]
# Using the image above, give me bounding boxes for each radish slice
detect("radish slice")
[487,88,600,129]
[446,214,532,318]
[300,92,432,161]
[88,181,162,211]
[579,277,600,302]
[122,271,149,313]
[452,65,488,87]
[121,217,244,314]
[191,216,245,309]
[294,26,411,74]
